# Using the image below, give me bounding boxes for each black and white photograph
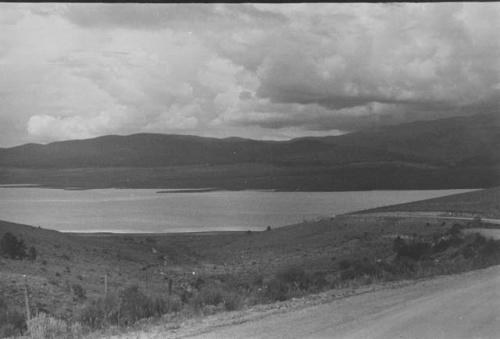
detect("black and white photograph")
[0,2,499,338]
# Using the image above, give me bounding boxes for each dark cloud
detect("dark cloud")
[60,4,287,31]
[0,3,498,146]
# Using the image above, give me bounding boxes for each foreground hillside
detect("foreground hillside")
[0,113,499,190]
[2,188,500,337]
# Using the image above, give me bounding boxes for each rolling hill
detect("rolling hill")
[0,112,498,190]
[0,132,413,168]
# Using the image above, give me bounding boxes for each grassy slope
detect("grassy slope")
[356,186,500,218]
[1,212,455,321]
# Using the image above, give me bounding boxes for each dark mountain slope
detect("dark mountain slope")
[328,113,500,166]
[0,133,414,168]
[2,112,497,169]
[0,113,498,190]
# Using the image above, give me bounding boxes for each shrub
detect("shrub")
[0,232,27,259]
[400,242,431,260]
[222,291,242,311]
[0,298,26,338]
[76,285,180,329]
[479,238,500,257]
[252,275,264,287]
[117,285,155,325]
[264,278,289,301]
[392,236,405,254]
[27,313,76,339]
[338,259,352,270]
[339,259,381,281]
[433,238,451,253]
[191,284,242,312]
[76,294,120,329]
[308,271,328,290]
[449,224,464,238]
[28,246,37,261]
[264,267,312,301]
[393,237,431,260]
[72,284,86,300]
[153,295,182,314]
[277,267,310,289]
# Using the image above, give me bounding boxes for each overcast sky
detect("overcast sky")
[0,3,499,147]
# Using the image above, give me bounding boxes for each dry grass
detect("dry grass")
[27,313,83,339]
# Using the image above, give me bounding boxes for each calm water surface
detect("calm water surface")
[0,188,476,233]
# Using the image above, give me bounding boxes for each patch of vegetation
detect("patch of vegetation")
[190,283,242,313]
[1,232,28,259]
[71,284,86,301]
[28,246,37,261]
[264,267,328,302]
[76,285,182,329]
[27,313,83,339]
[0,296,26,338]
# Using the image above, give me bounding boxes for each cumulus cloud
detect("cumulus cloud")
[27,111,124,141]
[0,3,498,146]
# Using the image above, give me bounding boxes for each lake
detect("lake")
[0,188,476,233]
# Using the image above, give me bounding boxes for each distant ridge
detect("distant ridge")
[0,113,498,190]
[1,113,498,169]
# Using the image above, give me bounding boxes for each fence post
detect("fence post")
[23,275,31,322]
[104,273,108,296]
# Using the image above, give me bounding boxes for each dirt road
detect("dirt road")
[184,265,500,339]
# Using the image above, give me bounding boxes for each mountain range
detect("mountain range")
[0,113,498,190]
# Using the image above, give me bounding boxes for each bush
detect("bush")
[72,284,86,300]
[339,259,384,281]
[191,284,242,312]
[76,285,181,329]
[117,285,155,325]
[76,294,120,329]
[264,267,311,301]
[479,238,500,257]
[0,232,27,259]
[152,295,182,314]
[27,313,83,339]
[449,224,464,238]
[393,237,432,260]
[222,291,242,311]
[338,259,352,270]
[277,267,310,289]
[0,300,26,338]
[392,236,405,254]
[28,246,37,261]
[433,238,451,253]
[264,278,290,302]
